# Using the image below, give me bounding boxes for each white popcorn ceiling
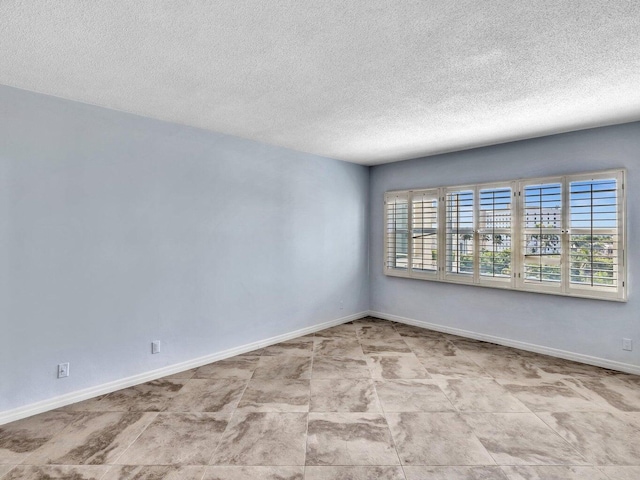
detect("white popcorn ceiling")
[1,1,639,165]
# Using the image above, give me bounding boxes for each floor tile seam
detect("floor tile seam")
[370,378,406,476]
[0,466,16,480]
[527,410,594,466]
[98,464,113,480]
[303,348,316,477]
[428,411,500,467]
[595,465,616,480]
[555,377,623,411]
[101,411,159,466]
[14,410,84,466]
[204,371,255,467]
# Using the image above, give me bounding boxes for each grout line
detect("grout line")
[303,334,315,476]
[531,410,593,465]
[106,411,160,466]
[204,373,254,467]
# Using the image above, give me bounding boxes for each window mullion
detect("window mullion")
[561,176,570,294]
[473,185,480,283]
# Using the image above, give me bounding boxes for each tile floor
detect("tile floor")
[1,316,640,479]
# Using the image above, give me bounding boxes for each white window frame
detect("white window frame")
[410,189,440,280]
[517,176,565,295]
[477,181,515,289]
[383,168,627,302]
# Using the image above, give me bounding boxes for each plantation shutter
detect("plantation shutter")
[478,185,513,284]
[411,190,439,276]
[384,193,409,273]
[519,179,563,292]
[567,172,625,299]
[445,188,475,280]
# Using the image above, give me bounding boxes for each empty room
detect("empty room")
[1,1,640,479]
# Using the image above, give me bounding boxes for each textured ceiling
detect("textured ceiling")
[1,1,640,165]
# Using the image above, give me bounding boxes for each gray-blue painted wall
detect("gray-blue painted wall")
[370,122,640,368]
[2,83,639,415]
[0,86,370,412]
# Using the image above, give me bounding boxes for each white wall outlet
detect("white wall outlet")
[340,300,344,310]
[151,340,161,354]
[57,363,70,378]
[622,338,633,351]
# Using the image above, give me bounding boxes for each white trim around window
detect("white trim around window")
[384,168,627,302]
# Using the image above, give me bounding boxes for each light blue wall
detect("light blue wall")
[0,86,369,412]
[370,122,640,368]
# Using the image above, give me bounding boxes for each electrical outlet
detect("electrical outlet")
[151,340,161,354]
[623,338,633,351]
[57,363,70,378]
[340,300,344,310]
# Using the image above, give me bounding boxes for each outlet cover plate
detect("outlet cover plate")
[57,363,70,378]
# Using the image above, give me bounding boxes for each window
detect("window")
[445,188,474,281]
[385,193,409,273]
[411,190,439,276]
[479,185,512,285]
[384,169,626,301]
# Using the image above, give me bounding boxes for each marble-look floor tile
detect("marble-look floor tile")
[236,349,264,357]
[306,413,400,466]
[452,339,516,355]
[500,465,609,479]
[203,466,304,480]
[163,368,198,380]
[466,354,547,381]
[367,355,430,379]
[0,466,13,478]
[116,413,228,465]
[60,395,113,413]
[311,356,371,379]
[599,466,640,480]
[499,380,612,412]
[103,465,205,479]
[24,412,157,465]
[374,380,454,412]
[356,325,403,341]
[163,379,247,413]
[537,411,640,465]
[418,355,492,379]
[560,375,640,412]
[438,379,530,412]
[394,324,445,339]
[404,466,508,479]
[252,356,312,380]
[314,339,364,357]
[386,412,494,466]
[194,357,260,379]
[463,413,587,465]
[97,379,187,412]
[403,337,461,357]
[4,465,109,479]
[360,339,413,356]
[0,411,77,464]
[305,466,405,480]
[352,317,393,326]
[261,339,314,356]
[310,379,380,412]
[315,324,357,338]
[527,354,618,378]
[237,378,310,412]
[211,412,307,466]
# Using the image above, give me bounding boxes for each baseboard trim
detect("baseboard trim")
[368,310,640,376]
[0,311,367,425]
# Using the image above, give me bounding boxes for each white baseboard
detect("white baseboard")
[369,310,640,376]
[0,311,367,426]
